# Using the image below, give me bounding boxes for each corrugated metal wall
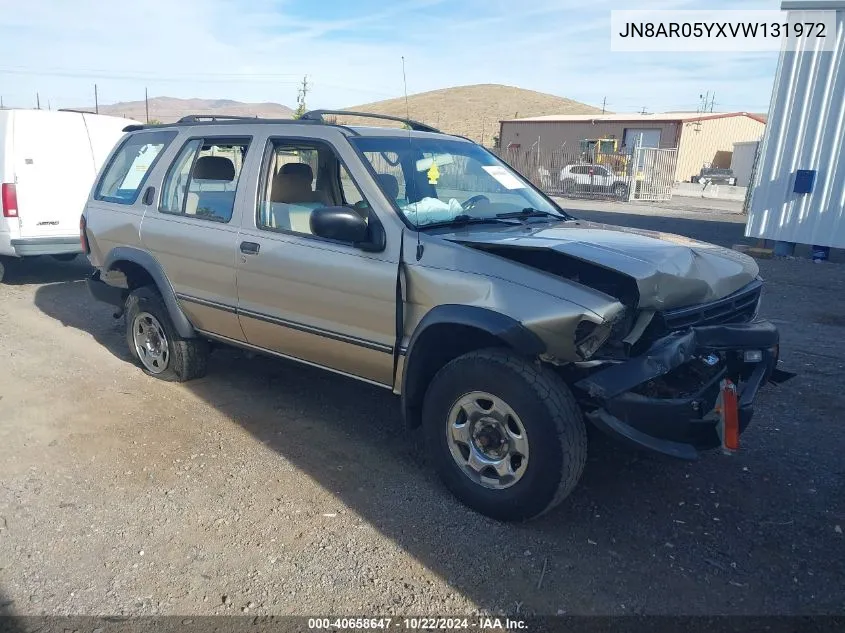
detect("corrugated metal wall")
[499,121,679,154]
[746,5,845,248]
[731,141,761,187]
[675,117,766,183]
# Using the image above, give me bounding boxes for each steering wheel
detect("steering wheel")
[462,194,490,211]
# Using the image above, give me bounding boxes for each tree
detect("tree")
[148,118,163,125]
[293,76,309,119]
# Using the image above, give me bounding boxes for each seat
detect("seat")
[267,173,330,233]
[270,172,317,204]
[185,156,237,220]
[276,162,331,205]
[195,156,236,181]
[376,173,400,200]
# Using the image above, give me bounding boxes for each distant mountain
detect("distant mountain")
[76,85,600,144]
[74,96,294,123]
[340,84,603,144]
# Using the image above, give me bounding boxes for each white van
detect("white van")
[0,109,139,281]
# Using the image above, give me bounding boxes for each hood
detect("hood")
[441,220,759,311]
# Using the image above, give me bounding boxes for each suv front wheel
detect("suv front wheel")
[124,286,209,382]
[423,349,587,521]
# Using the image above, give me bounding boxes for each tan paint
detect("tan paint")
[499,120,679,153]
[500,114,765,182]
[675,116,765,182]
[86,120,761,397]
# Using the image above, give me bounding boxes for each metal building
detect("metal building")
[746,0,845,250]
[498,112,766,183]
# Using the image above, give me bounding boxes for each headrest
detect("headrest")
[271,172,313,203]
[281,162,314,182]
[193,156,235,181]
[376,173,399,200]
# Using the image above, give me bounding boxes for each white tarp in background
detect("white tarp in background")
[745,2,845,249]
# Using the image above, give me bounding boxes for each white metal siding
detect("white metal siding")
[746,6,845,248]
[731,141,760,187]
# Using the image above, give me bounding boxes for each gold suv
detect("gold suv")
[82,111,787,521]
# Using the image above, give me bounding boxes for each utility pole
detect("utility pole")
[709,92,716,112]
[294,75,310,118]
[640,106,649,115]
[36,93,41,110]
[601,97,607,114]
[48,99,51,110]
[1,96,4,109]
[145,87,150,123]
[94,84,99,114]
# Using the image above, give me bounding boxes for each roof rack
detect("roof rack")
[57,108,97,114]
[177,114,262,123]
[301,109,440,133]
[119,111,442,135]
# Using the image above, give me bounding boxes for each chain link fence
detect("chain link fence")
[491,146,678,202]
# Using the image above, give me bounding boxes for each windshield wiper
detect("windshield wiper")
[496,208,569,221]
[416,214,519,229]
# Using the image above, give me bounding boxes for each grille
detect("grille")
[661,280,762,331]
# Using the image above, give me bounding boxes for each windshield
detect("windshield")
[350,136,569,228]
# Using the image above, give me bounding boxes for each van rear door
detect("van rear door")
[13,110,95,239]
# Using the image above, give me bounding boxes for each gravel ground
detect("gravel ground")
[0,201,843,617]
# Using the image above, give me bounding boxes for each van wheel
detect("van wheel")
[124,286,208,382]
[423,349,587,521]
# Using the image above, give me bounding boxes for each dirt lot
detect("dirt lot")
[0,201,843,617]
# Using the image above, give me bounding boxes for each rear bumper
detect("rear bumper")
[575,320,784,460]
[87,270,125,307]
[10,236,82,257]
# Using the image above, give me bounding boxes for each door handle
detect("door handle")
[142,186,155,206]
[240,241,260,255]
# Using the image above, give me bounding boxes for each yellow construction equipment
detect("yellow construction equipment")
[579,138,629,173]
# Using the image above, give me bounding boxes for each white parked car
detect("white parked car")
[559,164,630,200]
[0,109,140,281]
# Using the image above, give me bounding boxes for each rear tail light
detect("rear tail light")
[1,183,18,218]
[80,214,90,254]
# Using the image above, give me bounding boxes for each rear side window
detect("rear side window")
[95,131,177,204]
[159,137,250,223]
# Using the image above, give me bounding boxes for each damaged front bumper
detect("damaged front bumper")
[574,320,789,460]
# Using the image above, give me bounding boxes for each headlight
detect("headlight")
[574,319,613,360]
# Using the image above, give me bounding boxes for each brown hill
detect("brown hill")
[73,97,293,123]
[339,84,602,145]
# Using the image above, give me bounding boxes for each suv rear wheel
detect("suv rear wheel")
[124,286,209,382]
[423,349,587,521]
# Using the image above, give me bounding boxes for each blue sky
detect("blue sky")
[0,0,780,113]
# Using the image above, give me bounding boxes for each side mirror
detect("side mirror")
[310,206,370,245]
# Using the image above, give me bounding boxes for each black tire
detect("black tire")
[613,182,629,200]
[423,348,587,521]
[0,257,6,283]
[124,286,208,382]
[50,253,78,262]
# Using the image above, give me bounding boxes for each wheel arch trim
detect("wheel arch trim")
[400,304,546,428]
[103,246,197,339]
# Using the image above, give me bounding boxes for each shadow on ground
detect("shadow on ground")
[0,255,91,286]
[30,261,845,615]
